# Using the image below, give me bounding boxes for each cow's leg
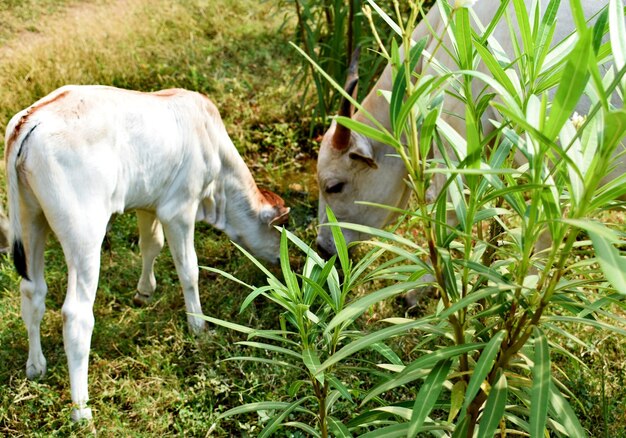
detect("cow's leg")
[133,210,164,306]
[21,212,50,379]
[160,212,205,334]
[58,216,107,422]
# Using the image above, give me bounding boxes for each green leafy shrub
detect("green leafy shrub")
[203,216,422,437]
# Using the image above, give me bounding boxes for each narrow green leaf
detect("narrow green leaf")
[326,207,351,276]
[534,0,561,65]
[371,342,404,366]
[545,315,626,336]
[200,266,254,289]
[602,109,626,154]
[390,37,427,136]
[610,0,626,90]
[549,380,586,438]
[334,115,401,149]
[328,416,352,438]
[365,0,402,36]
[197,314,253,334]
[363,343,485,405]
[283,228,326,266]
[454,7,472,69]
[588,230,626,295]
[473,43,518,100]
[439,287,506,321]
[280,228,301,298]
[325,281,422,334]
[566,219,626,295]
[407,359,452,438]
[530,327,551,437]
[287,380,307,398]
[476,371,508,438]
[220,356,301,370]
[258,398,309,438]
[283,421,321,437]
[321,221,421,250]
[569,0,588,31]
[512,0,534,62]
[299,274,337,311]
[449,380,466,423]
[318,319,433,375]
[544,31,591,140]
[303,347,324,384]
[236,341,301,360]
[218,400,310,419]
[327,375,353,403]
[375,406,412,420]
[460,331,506,422]
[239,285,273,314]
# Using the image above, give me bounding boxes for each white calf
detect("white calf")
[4,85,289,421]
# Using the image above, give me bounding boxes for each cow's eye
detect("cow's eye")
[325,182,345,194]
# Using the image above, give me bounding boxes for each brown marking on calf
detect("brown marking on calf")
[259,188,286,208]
[5,90,71,161]
[151,88,183,97]
[259,188,289,225]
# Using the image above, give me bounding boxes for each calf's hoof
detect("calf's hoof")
[26,357,47,380]
[71,407,93,422]
[133,292,152,306]
[187,316,207,335]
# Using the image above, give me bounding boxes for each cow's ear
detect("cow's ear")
[260,205,290,226]
[348,140,378,169]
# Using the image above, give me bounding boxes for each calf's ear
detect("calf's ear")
[260,205,290,226]
[259,189,290,226]
[269,206,290,226]
[348,140,378,169]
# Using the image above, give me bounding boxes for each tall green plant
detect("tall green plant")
[304,0,626,435]
[203,218,425,437]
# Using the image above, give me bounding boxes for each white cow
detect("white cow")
[4,85,289,421]
[316,0,618,255]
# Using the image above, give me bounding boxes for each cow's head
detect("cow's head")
[316,54,410,256]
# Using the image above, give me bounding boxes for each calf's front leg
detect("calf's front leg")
[160,210,206,334]
[133,210,164,306]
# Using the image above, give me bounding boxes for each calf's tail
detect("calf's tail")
[4,118,37,281]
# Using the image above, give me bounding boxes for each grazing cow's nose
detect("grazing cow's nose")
[316,240,335,261]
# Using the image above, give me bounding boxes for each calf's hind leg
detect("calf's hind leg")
[133,210,164,306]
[20,212,50,379]
[56,215,108,422]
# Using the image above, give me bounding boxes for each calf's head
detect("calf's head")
[225,188,289,264]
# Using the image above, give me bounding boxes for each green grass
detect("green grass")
[0,0,625,436]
